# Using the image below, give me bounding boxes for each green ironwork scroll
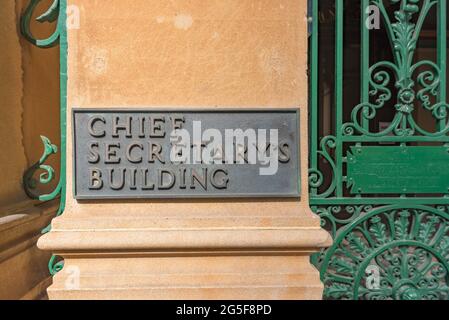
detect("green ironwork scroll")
[320,205,449,300]
[23,135,58,200]
[21,0,61,48]
[309,0,449,300]
[21,0,67,275]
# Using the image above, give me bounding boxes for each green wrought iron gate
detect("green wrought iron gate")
[309,0,449,300]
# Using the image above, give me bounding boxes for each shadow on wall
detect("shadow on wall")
[0,0,60,300]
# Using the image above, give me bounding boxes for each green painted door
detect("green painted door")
[309,0,449,300]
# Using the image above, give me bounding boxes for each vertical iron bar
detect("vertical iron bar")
[437,0,447,131]
[310,0,319,196]
[335,0,344,197]
[58,0,67,216]
[361,0,370,130]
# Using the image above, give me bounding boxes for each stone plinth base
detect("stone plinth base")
[48,255,324,300]
[40,227,329,300]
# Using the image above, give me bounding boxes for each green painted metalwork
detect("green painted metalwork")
[23,135,58,200]
[21,0,67,275]
[309,0,449,299]
[319,205,449,300]
[346,145,449,194]
[21,0,61,48]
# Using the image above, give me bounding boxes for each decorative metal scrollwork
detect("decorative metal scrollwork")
[21,0,61,48]
[23,136,60,201]
[308,136,337,198]
[309,0,449,198]
[342,0,449,137]
[48,255,65,276]
[313,205,374,239]
[309,0,449,300]
[21,0,67,275]
[319,205,449,300]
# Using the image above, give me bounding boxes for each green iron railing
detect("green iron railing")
[21,0,67,275]
[309,0,449,299]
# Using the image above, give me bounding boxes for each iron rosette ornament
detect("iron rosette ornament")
[319,205,449,300]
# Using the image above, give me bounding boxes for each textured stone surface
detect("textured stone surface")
[39,0,332,300]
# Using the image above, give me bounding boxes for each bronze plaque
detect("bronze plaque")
[73,108,300,199]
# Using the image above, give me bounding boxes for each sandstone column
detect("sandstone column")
[38,0,331,300]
